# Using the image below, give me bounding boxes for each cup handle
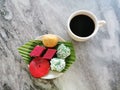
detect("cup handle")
[98,20,106,27]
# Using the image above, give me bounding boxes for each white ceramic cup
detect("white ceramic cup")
[67,10,106,41]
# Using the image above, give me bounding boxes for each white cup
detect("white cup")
[67,10,106,41]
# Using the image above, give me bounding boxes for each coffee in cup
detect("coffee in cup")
[67,10,106,41]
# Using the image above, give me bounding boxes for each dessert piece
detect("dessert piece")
[57,44,71,59]
[50,58,65,72]
[43,49,57,60]
[29,57,50,78]
[42,34,58,47]
[30,45,46,57]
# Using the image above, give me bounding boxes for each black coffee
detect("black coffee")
[70,15,95,37]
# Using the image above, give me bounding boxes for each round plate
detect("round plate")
[35,34,65,79]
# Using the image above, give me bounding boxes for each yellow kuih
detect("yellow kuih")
[42,34,58,48]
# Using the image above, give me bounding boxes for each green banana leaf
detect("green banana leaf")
[18,40,76,72]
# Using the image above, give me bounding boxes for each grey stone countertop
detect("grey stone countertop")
[0,0,120,90]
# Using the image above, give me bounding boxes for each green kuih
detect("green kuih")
[57,44,71,59]
[50,58,66,72]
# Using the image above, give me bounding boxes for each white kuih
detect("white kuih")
[57,44,71,59]
[50,58,65,72]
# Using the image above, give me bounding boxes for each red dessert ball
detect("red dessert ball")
[29,57,50,78]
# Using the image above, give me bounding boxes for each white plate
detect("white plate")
[35,34,65,79]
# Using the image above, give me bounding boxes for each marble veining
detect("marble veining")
[0,0,120,90]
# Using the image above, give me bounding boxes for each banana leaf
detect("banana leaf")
[18,40,76,72]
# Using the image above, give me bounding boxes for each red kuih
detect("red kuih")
[30,45,46,57]
[43,49,57,60]
[29,57,50,78]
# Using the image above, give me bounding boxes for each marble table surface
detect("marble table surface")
[0,0,120,90]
